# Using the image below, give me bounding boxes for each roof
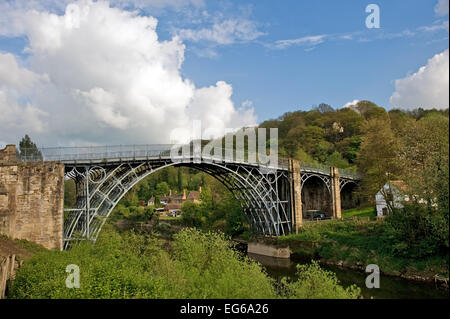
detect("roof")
[165,203,182,210]
[186,191,200,201]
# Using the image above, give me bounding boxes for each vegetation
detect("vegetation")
[9,227,359,299]
[18,134,43,160]
[277,219,449,279]
[342,206,376,219]
[181,188,248,237]
[281,261,361,299]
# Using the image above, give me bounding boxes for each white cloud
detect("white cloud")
[0,53,48,92]
[0,0,256,146]
[419,20,449,32]
[342,99,360,109]
[176,18,264,45]
[435,0,449,16]
[272,35,326,50]
[389,49,449,110]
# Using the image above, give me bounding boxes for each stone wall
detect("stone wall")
[0,145,64,250]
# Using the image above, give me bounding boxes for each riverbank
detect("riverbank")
[261,218,449,287]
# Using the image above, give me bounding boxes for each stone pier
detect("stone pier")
[0,145,64,250]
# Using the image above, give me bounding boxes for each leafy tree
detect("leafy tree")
[155,182,169,196]
[398,114,449,213]
[357,117,402,208]
[326,151,350,169]
[181,201,203,227]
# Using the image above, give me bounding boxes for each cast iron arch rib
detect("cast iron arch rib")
[63,160,292,249]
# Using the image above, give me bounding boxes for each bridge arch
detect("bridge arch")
[63,159,292,249]
[300,173,332,218]
[340,179,359,210]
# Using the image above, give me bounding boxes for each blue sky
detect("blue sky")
[176,0,449,120]
[0,0,448,146]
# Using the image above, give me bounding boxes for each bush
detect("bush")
[281,261,361,299]
[385,203,449,258]
[9,227,276,299]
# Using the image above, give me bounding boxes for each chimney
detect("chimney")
[183,189,186,200]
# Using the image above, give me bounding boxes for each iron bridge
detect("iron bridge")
[20,145,360,249]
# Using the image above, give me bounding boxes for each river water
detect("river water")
[247,253,449,299]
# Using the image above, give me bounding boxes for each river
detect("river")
[247,252,449,299]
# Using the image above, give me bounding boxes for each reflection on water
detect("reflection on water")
[247,252,449,299]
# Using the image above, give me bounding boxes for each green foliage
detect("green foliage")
[357,117,402,206]
[110,204,153,223]
[155,182,170,196]
[385,203,449,258]
[9,227,276,299]
[64,179,76,208]
[342,206,376,219]
[277,219,449,278]
[181,201,204,227]
[10,227,365,299]
[18,134,42,160]
[281,261,361,299]
[171,229,276,298]
[326,151,351,169]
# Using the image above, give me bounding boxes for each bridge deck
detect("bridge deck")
[18,144,360,180]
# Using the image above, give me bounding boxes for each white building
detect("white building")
[375,181,408,217]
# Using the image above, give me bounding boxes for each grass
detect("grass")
[342,206,377,219]
[275,219,449,279]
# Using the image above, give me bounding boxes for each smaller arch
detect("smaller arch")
[300,174,332,218]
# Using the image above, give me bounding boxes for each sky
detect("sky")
[0,0,448,147]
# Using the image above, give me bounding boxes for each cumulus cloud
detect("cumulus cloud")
[389,49,449,110]
[342,99,360,109]
[0,0,256,146]
[435,0,449,16]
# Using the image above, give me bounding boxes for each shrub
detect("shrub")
[385,203,449,258]
[281,261,361,299]
[9,227,276,299]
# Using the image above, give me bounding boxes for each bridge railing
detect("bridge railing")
[300,162,360,179]
[18,145,291,170]
[301,162,330,175]
[18,145,359,178]
[339,168,360,179]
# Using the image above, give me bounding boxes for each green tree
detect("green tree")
[181,201,203,227]
[326,151,350,169]
[18,134,42,160]
[155,182,170,196]
[357,117,402,209]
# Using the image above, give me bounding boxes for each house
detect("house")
[186,189,201,203]
[148,187,202,217]
[375,181,408,217]
[147,197,155,206]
